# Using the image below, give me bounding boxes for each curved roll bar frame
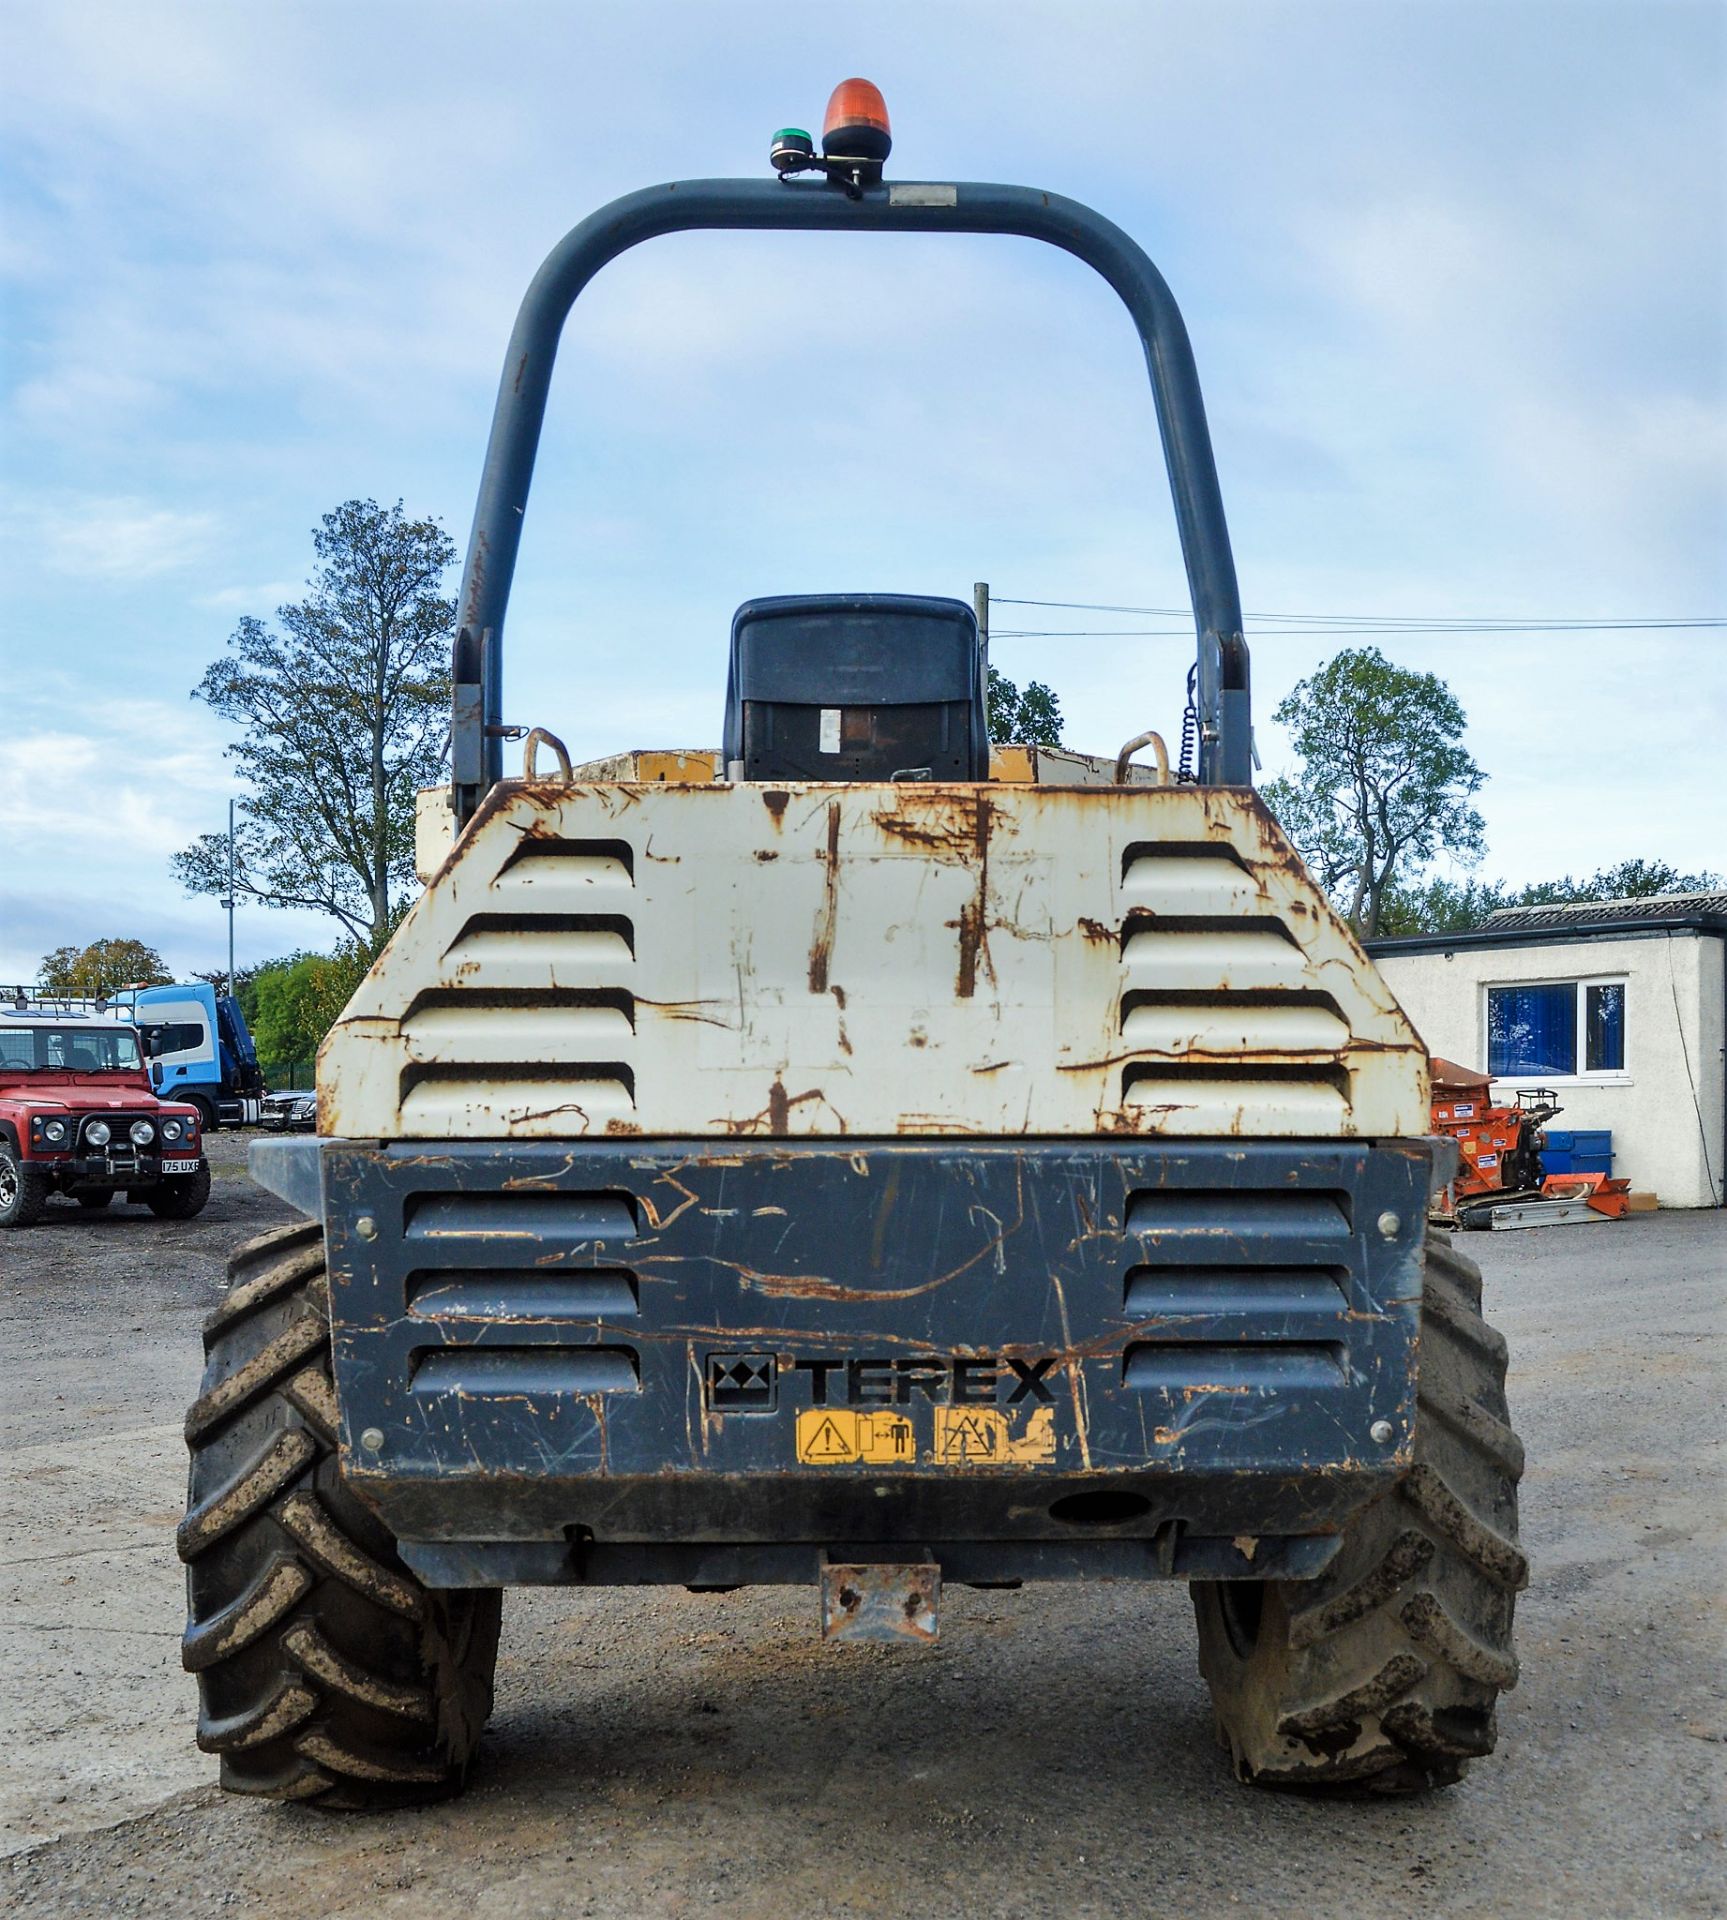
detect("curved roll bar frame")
[449,175,1251,822]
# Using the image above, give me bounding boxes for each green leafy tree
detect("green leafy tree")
[1263,647,1486,937]
[247,910,408,1084]
[38,938,172,997]
[173,499,455,946]
[1380,858,1721,936]
[247,956,336,1080]
[1376,877,1515,937]
[987,666,1064,745]
[1514,858,1721,906]
[215,954,307,1034]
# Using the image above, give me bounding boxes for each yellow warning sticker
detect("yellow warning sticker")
[795,1408,916,1466]
[931,1404,1057,1468]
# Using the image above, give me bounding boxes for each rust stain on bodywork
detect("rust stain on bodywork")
[807,801,842,993]
[869,790,997,998]
[635,995,736,1030]
[954,795,994,998]
[718,1080,846,1138]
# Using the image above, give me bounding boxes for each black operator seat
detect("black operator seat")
[723,594,989,783]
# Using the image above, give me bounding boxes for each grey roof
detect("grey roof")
[1481,891,1727,933]
[1367,890,1727,958]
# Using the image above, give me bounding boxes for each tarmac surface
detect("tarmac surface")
[2,1130,1722,1917]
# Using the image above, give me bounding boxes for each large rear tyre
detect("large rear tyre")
[1193,1232,1526,1792]
[180,1221,501,1808]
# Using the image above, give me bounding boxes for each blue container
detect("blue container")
[1539,1148,1613,1178]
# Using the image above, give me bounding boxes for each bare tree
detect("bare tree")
[174,500,454,945]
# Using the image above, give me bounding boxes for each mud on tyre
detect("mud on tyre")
[1193,1231,1527,1792]
[181,1220,501,1807]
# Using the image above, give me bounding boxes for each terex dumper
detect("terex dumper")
[181,82,1525,1807]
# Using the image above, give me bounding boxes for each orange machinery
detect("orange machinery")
[1429,1058,1552,1208]
[1428,1059,1628,1222]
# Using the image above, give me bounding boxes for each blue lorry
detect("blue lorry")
[109,982,264,1130]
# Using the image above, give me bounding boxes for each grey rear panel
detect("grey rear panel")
[321,1138,1433,1584]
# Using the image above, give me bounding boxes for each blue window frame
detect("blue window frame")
[1486,979,1627,1079]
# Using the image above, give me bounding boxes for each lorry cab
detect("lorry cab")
[110,981,264,1129]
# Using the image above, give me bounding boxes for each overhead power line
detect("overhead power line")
[987,597,1726,640]
[992,597,1726,625]
[992,622,1726,639]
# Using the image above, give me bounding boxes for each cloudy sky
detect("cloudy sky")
[1,0,1722,981]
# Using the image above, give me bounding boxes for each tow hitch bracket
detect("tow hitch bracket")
[820,1555,940,1646]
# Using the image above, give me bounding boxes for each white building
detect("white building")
[1367,894,1726,1210]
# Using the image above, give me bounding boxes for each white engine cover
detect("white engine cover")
[322,781,1428,1141]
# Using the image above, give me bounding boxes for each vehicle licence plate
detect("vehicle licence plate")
[161,1157,201,1173]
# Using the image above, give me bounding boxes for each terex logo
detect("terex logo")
[791,1356,1058,1407]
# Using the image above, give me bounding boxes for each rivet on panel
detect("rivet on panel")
[359,1427,386,1452]
[356,1214,378,1240]
[1376,1211,1400,1240]
[1369,1420,1395,1446]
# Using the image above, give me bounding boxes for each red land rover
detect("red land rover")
[0,1006,210,1228]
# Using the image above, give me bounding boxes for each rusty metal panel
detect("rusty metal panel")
[320,1136,1430,1552]
[821,1560,940,1644]
[329,781,1427,1142]
[566,749,720,785]
[412,786,457,884]
[397,1532,1341,1590]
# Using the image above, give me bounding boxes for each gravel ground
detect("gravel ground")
[1,1135,1722,1918]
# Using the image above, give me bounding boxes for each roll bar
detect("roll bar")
[450,175,1251,822]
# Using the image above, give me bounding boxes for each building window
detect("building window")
[1584,982,1625,1071]
[1486,979,1626,1079]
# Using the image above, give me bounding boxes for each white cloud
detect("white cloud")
[0,702,338,980]
[11,361,169,431]
[1286,182,1727,596]
[193,580,302,613]
[0,710,232,857]
[20,496,219,579]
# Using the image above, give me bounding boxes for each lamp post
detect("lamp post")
[216,798,236,995]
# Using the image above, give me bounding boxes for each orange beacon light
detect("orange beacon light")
[821,79,892,165]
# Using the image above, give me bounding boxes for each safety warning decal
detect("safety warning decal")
[795,1408,916,1466]
[931,1404,1057,1467]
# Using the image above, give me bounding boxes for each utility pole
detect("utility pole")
[973,581,989,678]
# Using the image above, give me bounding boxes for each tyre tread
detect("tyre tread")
[181,1222,497,1809]
[1194,1230,1524,1793]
